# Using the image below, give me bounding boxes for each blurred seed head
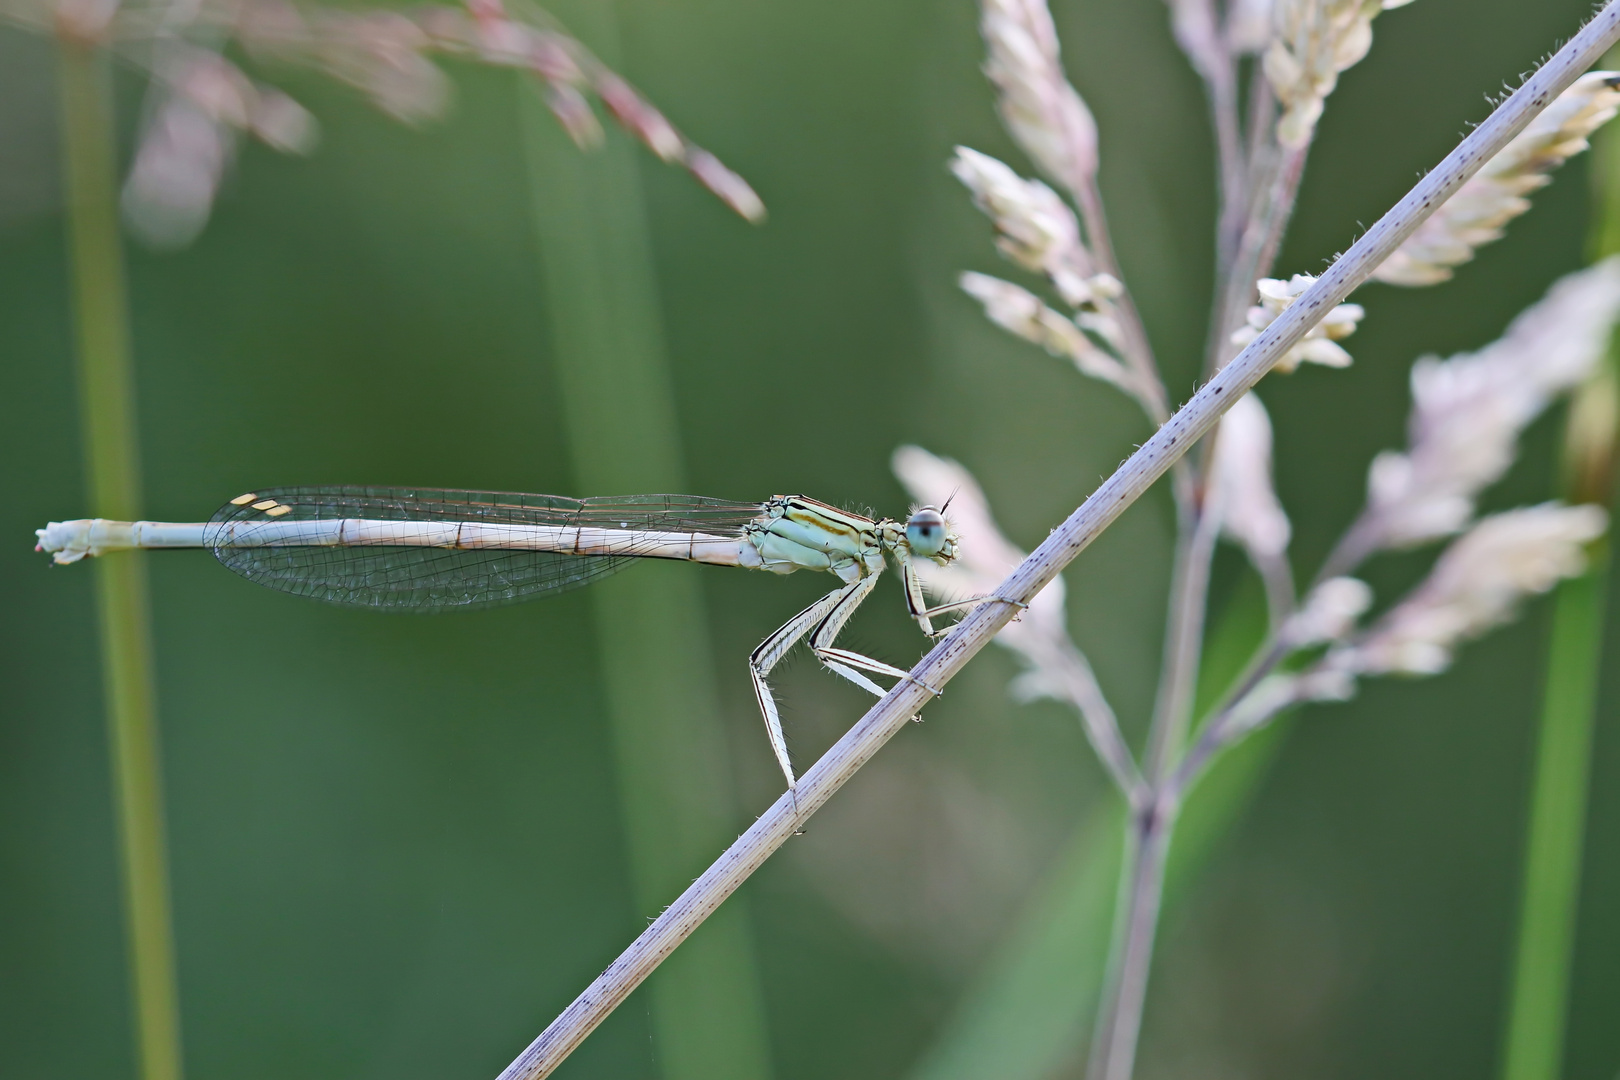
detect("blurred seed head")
[1361,258,1620,550]
[1330,503,1605,677]
[1226,0,1275,54]
[1281,576,1372,649]
[1209,391,1292,564]
[950,146,1103,307]
[249,89,319,154]
[959,271,1135,394]
[1263,0,1413,148]
[121,48,322,246]
[1166,0,1225,85]
[686,150,766,223]
[51,0,121,45]
[123,94,232,248]
[318,11,449,123]
[979,0,1098,194]
[1376,72,1620,287]
[42,0,766,246]
[891,445,1078,691]
[594,73,681,161]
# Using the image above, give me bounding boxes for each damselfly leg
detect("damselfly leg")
[36,486,968,793]
[901,561,1022,637]
[749,573,920,787]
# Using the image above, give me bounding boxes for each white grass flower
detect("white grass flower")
[1292,667,1358,703]
[304,10,451,124]
[1226,0,1274,54]
[1166,0,1225,84]
[891,446,1086,708]
[1358,258,1620,550]
[1209,392,1291,563]
[122,96,234,249]
[1375,72,1620,287]
[1281,576,1372,648]
[891,446,1135,782]
[87,0,766,247]
[685,150,768,224]
[960,272,1135,393]
[122,50,318,248]
[249,90,319,154]
[423,2,767,221]
[1331,503,1605,677]
[1264,0,1414,148]
[979,0,1099,193]
[951,146,1104,307]
[1230,273,1364,373]
[891,446,1070,663]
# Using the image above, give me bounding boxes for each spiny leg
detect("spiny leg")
[808,572,914,697]
[750,581,862,788]
[902,560,937,637]
[902,560,1024,638]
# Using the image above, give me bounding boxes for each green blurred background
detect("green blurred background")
[3,0,1619,1077]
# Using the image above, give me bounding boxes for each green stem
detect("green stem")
[517,8,772,1076]
[1500,556,1608,1080]
[58,42,184,1080]
[1499,80,1620,1080]
[1498,376,1616,1080]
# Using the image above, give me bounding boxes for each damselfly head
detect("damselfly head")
[905,506,954,561]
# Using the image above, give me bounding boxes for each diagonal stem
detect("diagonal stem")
[491,9,1620,1071]
[1070,173,1199,514]
[518,6,774,1067]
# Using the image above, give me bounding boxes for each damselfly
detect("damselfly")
[35,486,990,788]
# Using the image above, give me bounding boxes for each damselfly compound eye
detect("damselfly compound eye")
[906,507,947,557]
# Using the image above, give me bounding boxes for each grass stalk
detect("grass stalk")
[1085,804,1173,1080]
[1498,120,1620,1079]
[517,8,772,1077]
[493,12,1620,1074]
[1499,551,1608,1080]
[57,40,183,1080]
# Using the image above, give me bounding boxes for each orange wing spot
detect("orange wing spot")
[265,505,292,517]
[230,493,258,505]
[251,500,279,511]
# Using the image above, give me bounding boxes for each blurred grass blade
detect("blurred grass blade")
[910,803,1124,1080]
[518,6,773,1076]
[58,41,183,1080]
[912,578,1285,1080]
[1496,105,1620,1080]
[1500,544,1609,1080]
[1499,101,1620,1080]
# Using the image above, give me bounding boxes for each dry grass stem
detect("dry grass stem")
[491,9,1620,1074]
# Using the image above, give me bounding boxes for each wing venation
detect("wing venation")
[204,485,763,610]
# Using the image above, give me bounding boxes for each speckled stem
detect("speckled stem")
[494,8,1620,1075]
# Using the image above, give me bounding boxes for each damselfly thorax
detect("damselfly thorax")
[36,487,983,788]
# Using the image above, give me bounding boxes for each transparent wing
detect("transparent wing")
[204,486,764,611]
